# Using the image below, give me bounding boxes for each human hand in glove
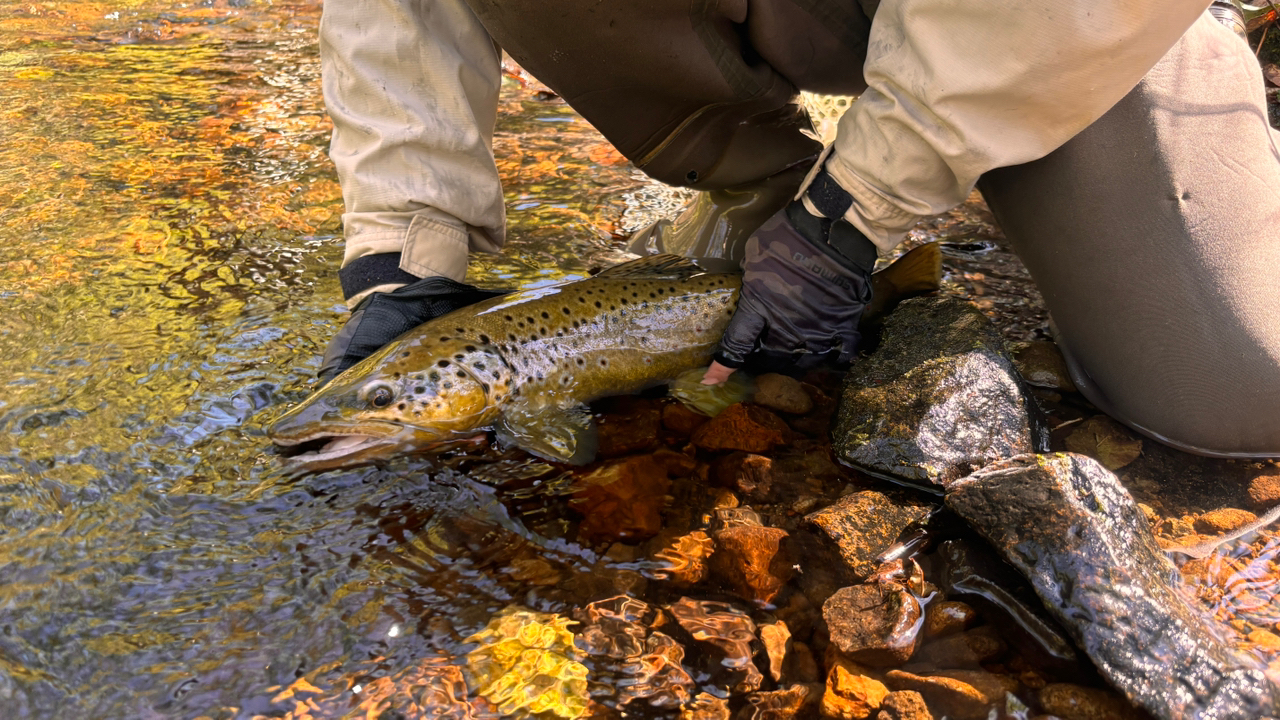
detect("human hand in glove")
[318,276,505,386]
[702,183,877,385]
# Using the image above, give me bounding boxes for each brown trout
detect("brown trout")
[270,246,941,469]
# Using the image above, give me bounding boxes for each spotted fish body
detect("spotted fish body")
[270,256,741,467]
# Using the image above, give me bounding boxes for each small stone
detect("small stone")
[571,455,671,543]
[923,601,979,639]
[714,452,776,501]
[1011,340,1077,392]
[648,529,714,587]
[710,506,763,531]
[663,401,711,437]
[822,658,889,720]
[754,373,814,415]
[823,584,923,667]
[1246,473,1280,511]
[927,669,1018,705]
[595,397,662,457]
[883,669,992,720]
[710,525,795,606]
[875,690,933,720]
[1064,416,1143,470]
[1249,628,1280,653]
[738,683,821,719]
[682,692,731,720]
[1194,507,1258,535]
[760,620,792,682]
[804,490,936,582]
[910,627,1006,669]
[692,403,790,453]
[1037,683,1144,720]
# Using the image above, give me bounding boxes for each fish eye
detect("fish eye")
[362,382,396,408]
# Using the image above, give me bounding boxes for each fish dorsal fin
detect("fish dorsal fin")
[594,254,706,280]
[872,242,942,294]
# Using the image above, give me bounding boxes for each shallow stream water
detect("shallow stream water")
[3,1,1280,718]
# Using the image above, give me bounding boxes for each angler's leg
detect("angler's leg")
[320,0,504,308]
[979,13,1280,456]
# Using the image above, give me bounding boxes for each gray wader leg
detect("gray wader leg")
[979,14,1280,457]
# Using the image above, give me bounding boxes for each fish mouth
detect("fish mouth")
[272,430,401,466]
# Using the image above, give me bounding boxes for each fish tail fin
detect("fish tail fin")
[878,242,943,298]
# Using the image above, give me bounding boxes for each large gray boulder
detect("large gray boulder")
[946,453,1279,720]
[833,297,1048,490]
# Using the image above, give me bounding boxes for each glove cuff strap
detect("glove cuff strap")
[339,253,421,302]
[805,169,854,221]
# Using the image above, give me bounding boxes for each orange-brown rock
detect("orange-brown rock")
[910,626,1006,669]
[760,620,792,682]
[1194,507,1257,535]
[571,455,671,543]
[653,447,698,478]
[739,683,822,719]
[875,690,933,720]
[824,584,924,667]
[710,525,795,606]
[648,529,714,587]
[1249,628,1280,653]
[822,659,889,720]
[714,452,777,501]
[883,669,994,720]
[668,597,763,692]
[754,373,814,415]
[1247,472,1280,511]
[692,403,790,453]
[663,401,711,437]
[923,601,979,639]
[1011,340,1077,392]
[1063,416,1142,470]
[804,490,936,582]
[1037,683,1144,720]
[682,692,731,720]
[595,397,662,457]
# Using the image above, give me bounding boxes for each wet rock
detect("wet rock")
[711,506,764,532]
[1064,416,1143,471]
[935,539,1081,675]
[883,669,995,720]
[595,397,663,458]
[1037,683,1145,720]
[823,584,923,667]
[693,403,791,453]
[715,452,777,501]
[464,608,590,719]
[738,683,822,719]
[1194,507,1257,535]
[1250,629,1280,653]
[803,490,936,583]
[663,401,711,437]
[648,529,714,587]
[760,620,792,682]
[653,447,698,478]
[754,373,814,415]
[923,601,979,639]
[571,455,671,543]
[709,525,795,606]
[833,296,1048,490]
[875,690,933,720]
[579,598,696,711]
[683,692,731,720]
[910,626,1005,669]
[822,657,889,720]
[946,453,1279,719]
[668,597,763,692]
[1011,340,1078,392]
[1247,472,1280,511]
[786,641,822,684]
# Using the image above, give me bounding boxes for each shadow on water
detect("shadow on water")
[4,0,1280,717]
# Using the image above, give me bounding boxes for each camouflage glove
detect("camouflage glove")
[318,276,505,386]
[711,174,877,374]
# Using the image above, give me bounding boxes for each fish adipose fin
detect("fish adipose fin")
[495,403,599,465]
[594,254,706,280]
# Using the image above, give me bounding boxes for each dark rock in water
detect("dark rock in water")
[833,297,1048,489]
[1010,339,1078,392]
[823,583,924,667]
[753,373,814,415]
[946,453,1279,719]
[934,538,1080,676]
[802,489,937,583]
[875,690,933,720]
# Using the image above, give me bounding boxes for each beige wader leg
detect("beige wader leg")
[980,14,1280,456]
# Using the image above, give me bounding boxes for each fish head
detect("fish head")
[269,338,508,470]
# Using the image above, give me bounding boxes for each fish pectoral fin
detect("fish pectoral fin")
[594,254,706,280]
[494,404,598,465]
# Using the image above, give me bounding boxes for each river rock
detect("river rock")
[692,403,790,453]
[803,490,936,583]
[1246,472,1280,510]
[1010,339,1078,392]
[714,452,777,501]
[760,620,792,682]
[1063,416,1143,471]
[663,400,711,437]
[754,373,814,415]
[822,657,889,720]
[883,669,996,720]
[571,455,671,543]
[1194,507,1257,535]
[832,296,1048,489]
[668,597,763,692]
[683,692,731,720]
[737,683,821,719]
[1037,683,1145,720]
[875,690,933,720]
[647,529,714,587]
[910,627,1005,669]
[823,584,923,667]
[923,601,979,639]
[709,525,795,606]
[946,452,1280,719]
[595,396,662,457]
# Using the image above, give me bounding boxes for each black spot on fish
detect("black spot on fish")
[438,359,450,367]
[632,292,638,298]
[508,333,517,342]
[578,296,586,303]
[530,334,538,341]
[456,371,466,378]
[455,327,465,334]
[586,289,593,295]
[464,344,476,353]
[517,321,525,329]
[475,362,485,371]
[657,289,665,295]
[443,381,453,390]
[439,336,449,342]
[397,403,406,410]
[504,315,513,321]
[416,385,426,393]
[576,358,585,366]
[594,301,601,308]
[479,334,490,344]
[609,305,615,311]
[454,354,464,360]
[555,331,563,337]
[599,358,609,367]
[561,375,571,386]
[402,351,411,358]
[562,307,570,315]
[541,311,550,319]
[572,320,580,328]
[649,292,656,298]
